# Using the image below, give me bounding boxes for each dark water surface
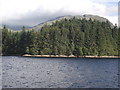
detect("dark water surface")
[2,56,119,88]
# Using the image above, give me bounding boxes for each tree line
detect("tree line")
[1,18,120,56]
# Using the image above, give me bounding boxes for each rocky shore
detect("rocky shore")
[23,54,120,58]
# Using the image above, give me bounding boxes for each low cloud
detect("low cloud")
[1,0,118,26]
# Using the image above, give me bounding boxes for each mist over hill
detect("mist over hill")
[1,14,114,31]
[31,14,114,31]
[0,25,30,30]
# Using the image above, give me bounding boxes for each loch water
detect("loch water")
[2,56,119,88]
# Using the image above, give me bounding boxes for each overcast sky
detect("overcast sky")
[0,0,119,26]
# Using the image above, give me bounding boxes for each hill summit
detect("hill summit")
[32,14,113,31]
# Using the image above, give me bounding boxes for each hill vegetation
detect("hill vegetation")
[1,17,120,56]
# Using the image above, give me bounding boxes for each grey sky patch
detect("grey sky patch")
[1,0,118,28]
[2,9,81,27]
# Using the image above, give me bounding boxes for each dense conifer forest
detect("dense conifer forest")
[1,18,120,56]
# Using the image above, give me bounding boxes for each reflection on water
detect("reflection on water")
[2,56,119,88]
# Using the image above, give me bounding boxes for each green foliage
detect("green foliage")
[2,18,119,56]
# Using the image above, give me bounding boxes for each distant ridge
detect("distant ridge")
[31,14,114,31]
[1,14,114,31]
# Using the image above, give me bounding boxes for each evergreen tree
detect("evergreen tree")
[2,18,119,56]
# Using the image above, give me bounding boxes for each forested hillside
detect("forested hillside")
[1,17,119,56]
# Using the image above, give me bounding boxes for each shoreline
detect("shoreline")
[22,54,120,59]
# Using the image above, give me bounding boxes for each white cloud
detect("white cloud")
[91,0,119,3]
[106,6,118,15]
[104,16,118,25]
[0,0,118,26]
